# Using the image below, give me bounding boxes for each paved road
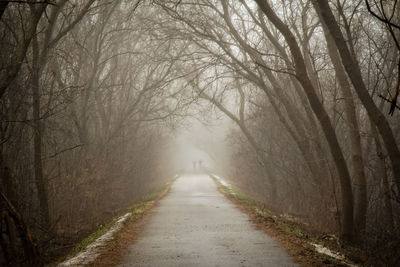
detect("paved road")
[119,174,298,266]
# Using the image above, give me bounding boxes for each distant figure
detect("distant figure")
[198,160,202,169]
[193,161,197,169]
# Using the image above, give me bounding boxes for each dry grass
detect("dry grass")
[213,178,360,267]
[88,184,172,266]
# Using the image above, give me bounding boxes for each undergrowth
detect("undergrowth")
[210,174,361,266]
[52,179,174,266]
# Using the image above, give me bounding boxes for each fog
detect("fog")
[0,0,399,266]
[169,116,231,172]
[172,127,215,172]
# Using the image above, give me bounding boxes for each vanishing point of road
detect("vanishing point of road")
[119,173,298,266]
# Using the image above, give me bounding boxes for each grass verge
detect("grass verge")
[89,181,174,266]
[211,175,360,267]
[52,179,174,266]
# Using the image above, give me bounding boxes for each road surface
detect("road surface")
[119,173,298,266]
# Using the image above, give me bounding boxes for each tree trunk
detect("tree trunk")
[1,192,39,266]
[372,125,394,232]
[318,13,367,236]
[220,1,327,194]
[0,3,47,100]
[312,0,400,196]
[32,35,50,229]
[255,0,354,241]
[0,1,8,20]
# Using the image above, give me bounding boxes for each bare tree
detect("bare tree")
[255,0,354,240]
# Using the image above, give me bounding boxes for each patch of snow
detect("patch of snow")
[219,179,231,188]
[311,242,345,261]
[311,242,357,266]
[255,208,264,216]
[280,213,309,226]
[281,213,294,220]
[212,174,232,189]
[58,212,131,267]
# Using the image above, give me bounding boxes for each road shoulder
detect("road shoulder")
[54,182,172,267]
[211,175,360,267]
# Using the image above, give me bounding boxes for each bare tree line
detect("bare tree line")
[0,0,399,265]
[151,0,399,263]
[0,1,190,265]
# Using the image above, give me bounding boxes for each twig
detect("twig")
[378,94,400,112]
[365,0,400,30]
[6,0,56,5]
[46,144,83,159]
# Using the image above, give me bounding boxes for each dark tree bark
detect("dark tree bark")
[31,35,51,229]
[0,1,9,20]
[254,0,354,241]
[0,2,47,99]
[318,11,368,236]
[312,0,400,198]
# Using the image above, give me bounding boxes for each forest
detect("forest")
[0,0,399,266]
